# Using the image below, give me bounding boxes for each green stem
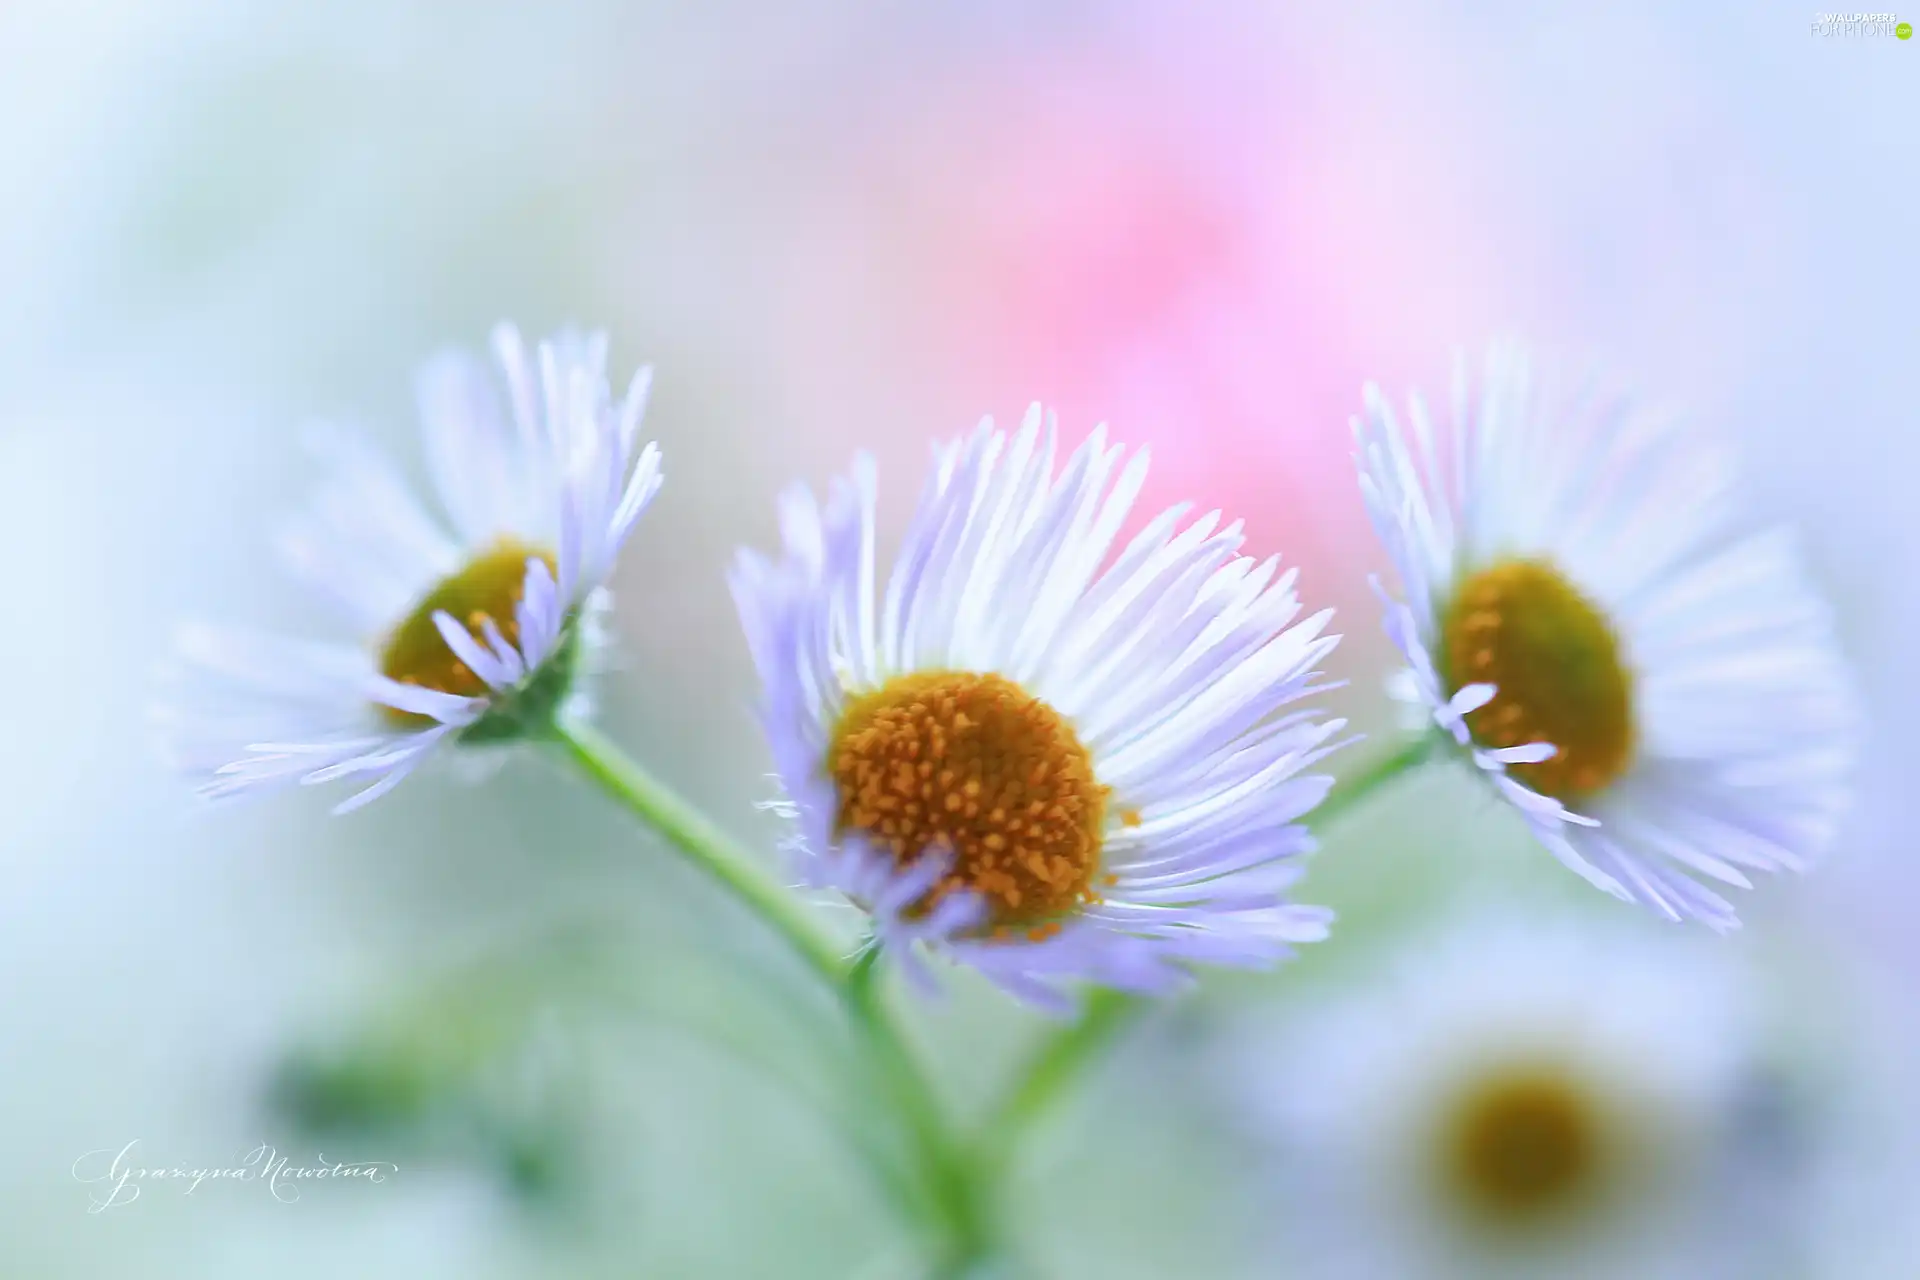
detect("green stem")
[973,986,1136,1185]
[975,732,1439,1170]
[551,718,848,988]
[1311,731,1437,831]
[585,961,927,1229]
[551,720,986,1260]
[845,947,996,1266]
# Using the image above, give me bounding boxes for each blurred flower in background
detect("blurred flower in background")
[2,0,1916,1277]
[1222,907,1808,1279]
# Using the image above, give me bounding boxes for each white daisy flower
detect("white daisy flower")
[161,324,663,812]
[1355,342,1856,929]
[730,406,1346,1011]
[1226,910,1793,1280]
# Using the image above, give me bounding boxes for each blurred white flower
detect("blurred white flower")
[1225,909,1800,1280]
[160,324,662,812]
[1355,342,1856,929]
[731,406,1346,1010]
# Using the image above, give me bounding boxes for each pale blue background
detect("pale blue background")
[2,2,1915,1275]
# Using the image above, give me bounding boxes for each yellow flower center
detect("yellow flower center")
[828,671,1108,934]
[377,538,556,726]
[1439,558,1634,799]
[1440,1069,1605,1226]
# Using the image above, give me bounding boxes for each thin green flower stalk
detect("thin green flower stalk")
[553,719,848,987]
[552,718,988,1262]
[845,947,999,1270]
[551,716,1437,1275]
[972,735,1440,1184]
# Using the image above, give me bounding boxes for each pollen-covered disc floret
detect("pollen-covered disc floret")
[378,539,560,719]
[830,671,1108,932]
[159,324,664,811]
[733,407,1346,1010]
[1227,911,1773,1275]
[1355,342,1856,929]
[1437,559,1633,801]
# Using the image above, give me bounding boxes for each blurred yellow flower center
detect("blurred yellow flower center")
[377,539,555,726]
[828,671,1108,933]
[1439,558,1634,799]
[1441,1070,1603,1225]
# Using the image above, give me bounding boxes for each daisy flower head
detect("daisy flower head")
[1355,342,1856,930]
[161,324,663,812]
[731,406,1347,1011]
[1226,909,1785,1280]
